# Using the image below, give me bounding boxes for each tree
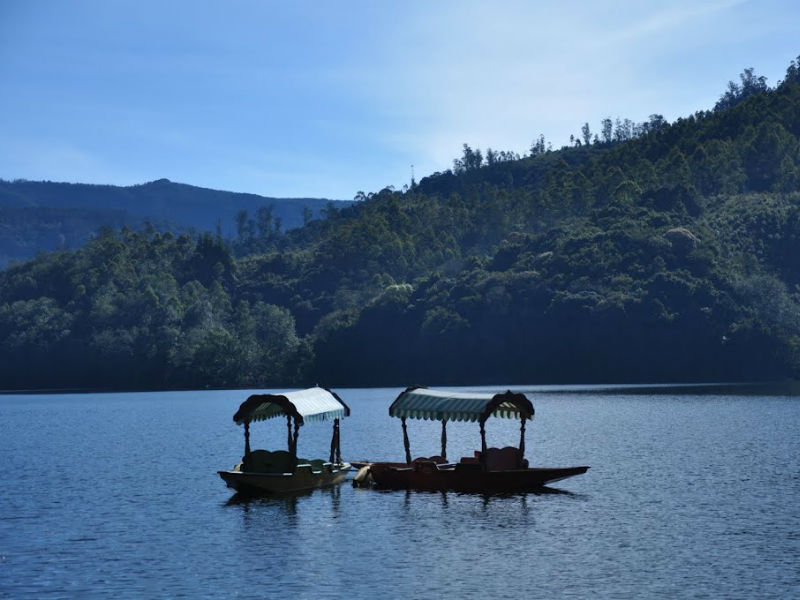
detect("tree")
[742,122,797,191]
[581,122,592,145]
[530,134,546,157]
[601,118,613,144]
[691,140,745,195]
[715,67,768,111]
[641,114,667,135]
[256,205,274,238]
[453,144,484,173]
[784,54,800,86]
[184,233,235,286]
[614,118,635,142]
[658,147,692,189]
[236,209,254,243]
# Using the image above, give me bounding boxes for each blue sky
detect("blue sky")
[1,1,798,200]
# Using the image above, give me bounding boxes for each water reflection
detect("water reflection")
[391,485,578,505]
[224,484,343,519]
[391,485,578,519]
[226,491,303,513]
[5,388,796,598]
[476,491,535,514]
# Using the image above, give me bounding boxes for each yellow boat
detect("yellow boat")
[218,387,351,495]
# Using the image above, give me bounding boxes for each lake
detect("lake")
[1,385,799,598]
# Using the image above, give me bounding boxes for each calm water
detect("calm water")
[1,385,799,599]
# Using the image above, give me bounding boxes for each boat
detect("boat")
[218,386,351,495]
[356,387,589,493]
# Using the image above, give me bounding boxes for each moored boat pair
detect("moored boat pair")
[218,386,589,496]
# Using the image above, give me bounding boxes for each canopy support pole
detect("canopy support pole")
[519,416,526,467]
[480,420,487,455]
[335,418,342,465]
[286,415,293,452]
[441,419,448,461]
[401,417,412,464]
[329,419,337,463]
[243,421,251,459]
[292,419,301,461]
[329,418,341,464]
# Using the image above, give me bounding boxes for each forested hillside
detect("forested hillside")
[1,56,799,390]
[0,178,348,266]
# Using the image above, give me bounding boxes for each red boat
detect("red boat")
[356,387,589,493]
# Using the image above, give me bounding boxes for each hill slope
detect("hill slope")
[1,58,799,390]
[0,178,349,265]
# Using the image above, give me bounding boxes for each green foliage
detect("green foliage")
[784,55,800,87]
[0,229,301,389]
[3,55,800,388]
[715,68,769,111]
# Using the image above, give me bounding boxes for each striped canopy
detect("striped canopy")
[233,387,350,426]
[389,387,534,423]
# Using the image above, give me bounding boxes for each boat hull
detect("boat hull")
[218,463,351,495]
[368,462,588,493]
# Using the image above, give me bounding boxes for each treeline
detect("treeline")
[453,112,670,176]
[0,205,144,267]
[1,56,800,389]
[0,228,302,389]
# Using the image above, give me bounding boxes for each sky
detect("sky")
[0,1,798,200]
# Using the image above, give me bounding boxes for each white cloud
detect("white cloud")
[605,0,746,44]
[334,0,760,181]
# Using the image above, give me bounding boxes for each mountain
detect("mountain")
[1,56,799,390]
[0,178,349,266]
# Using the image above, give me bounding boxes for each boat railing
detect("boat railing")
[411,455,447,464]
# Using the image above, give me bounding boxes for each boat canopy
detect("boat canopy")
[389,387,534,423]
[233,387,350,426]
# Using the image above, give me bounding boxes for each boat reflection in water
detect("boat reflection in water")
[225,484,343,520]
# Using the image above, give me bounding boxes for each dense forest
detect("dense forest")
[1,56,800,390]
[0,178,349,266]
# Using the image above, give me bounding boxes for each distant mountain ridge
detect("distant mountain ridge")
[2,57,800,390]
[0,178,350,265]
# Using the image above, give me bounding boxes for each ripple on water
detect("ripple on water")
[1,387,799,599]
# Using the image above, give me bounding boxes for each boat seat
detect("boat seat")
[483,447,527,471]
[412,455,447,464]
[413,460,440,474]
[243,449,296,474]
[297,458,328,473]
